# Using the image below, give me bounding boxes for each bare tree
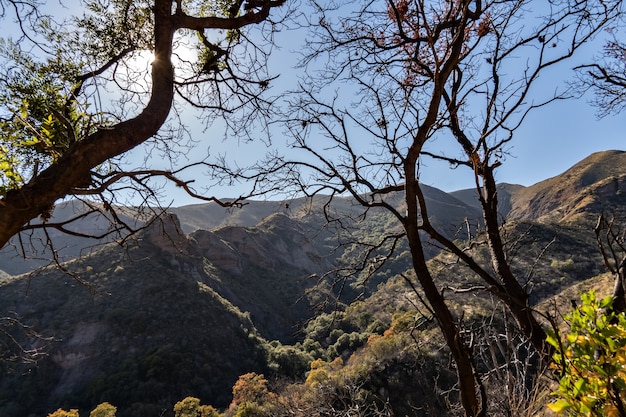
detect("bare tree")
[575,22,626,116]
[595,214,626,312]
[210,1,622,415]
[0,0,287,250]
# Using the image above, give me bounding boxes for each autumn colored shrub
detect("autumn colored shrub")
[231,373,272,405]
[47,409,79,417]
[90,402,117,417]
[224,372,277,417]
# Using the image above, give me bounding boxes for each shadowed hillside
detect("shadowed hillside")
[0,214,332,416]
[0,150,625,416]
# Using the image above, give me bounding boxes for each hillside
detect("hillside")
[0,201,142,276]
[0,213,337,416]
[507,150,626,222]
[449,150,626,224]
[0,150,625,416]
[0,218,260,416]
[0,181,481,277]
[170,184,482,235]
[450,183,526,218]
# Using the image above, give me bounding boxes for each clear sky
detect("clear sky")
[158,86,625,206]
[420,96,626,192]
[154,6,626,207]
[2,1,624,207]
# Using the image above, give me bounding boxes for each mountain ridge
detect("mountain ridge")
[0,149,624,416]
[506,150,626,222]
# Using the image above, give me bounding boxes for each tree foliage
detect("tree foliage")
[548,291,626,416]
[89,402,117,417]
[230,372,272,406]
[47,409,80,417]
[0,0,286,249]
[225,372,275,417]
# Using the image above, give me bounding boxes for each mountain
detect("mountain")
[170,185,482,236]
[506,150,626,223]
[188,212,336,342]
[0,212,335,416]
[449,150,626,224]
[450,182,526,218]
[0,182,481,276]
[171,199,293,232]
[0,150,624,416]
[0,200,142,276]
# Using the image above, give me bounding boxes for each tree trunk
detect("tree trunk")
[0,0,285,249]
[480,167,553,361]
[0,1,176,249]
[405,174,485,417]
[612,260,626,313]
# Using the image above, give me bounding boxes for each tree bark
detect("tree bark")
[405,227,485,416]
[0,0,285,249]
[479,166,553,360]
[405,156,485,416]
[612,260,626,313]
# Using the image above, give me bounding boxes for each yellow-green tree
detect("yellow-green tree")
[232,401,264,417]
[548,291,626,416]
[90,402,117,417]
[47,409,80,417]
[174,396,220,417]
[304,357,343,387]
[174,397,202,417]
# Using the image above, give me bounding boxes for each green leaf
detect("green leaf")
[600,296,614,309]
[572,378,586,397]
[547,399,571,413]
[20,101,29,119]
[546,333,559,349]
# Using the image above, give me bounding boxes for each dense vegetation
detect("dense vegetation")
[0,151,624,416]
[0,0,625,413]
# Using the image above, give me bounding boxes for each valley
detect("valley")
[1,150,625,416]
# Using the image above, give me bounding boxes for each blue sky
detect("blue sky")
[152,5,626,206]
[2,1,624,207]
[127,17,626,205]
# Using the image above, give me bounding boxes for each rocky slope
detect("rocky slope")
[0,213,332,416]
[0,150,625,416]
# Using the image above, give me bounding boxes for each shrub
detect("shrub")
[232,401,264,417]
[547,290,626,416]
[231,373,271,406]
[550,258,576,271]
[173,397,221,417]
[174,397,201,417]
[90,402,117,417]
[47,409,80,417]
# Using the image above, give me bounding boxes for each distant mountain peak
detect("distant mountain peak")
[507,149,626,222]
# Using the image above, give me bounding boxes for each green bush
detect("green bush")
[550,258,576,271]
[547,290,626,416]
[90,402,117,417]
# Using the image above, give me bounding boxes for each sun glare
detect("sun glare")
[127,50,155,73]
[125,37,198,80]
